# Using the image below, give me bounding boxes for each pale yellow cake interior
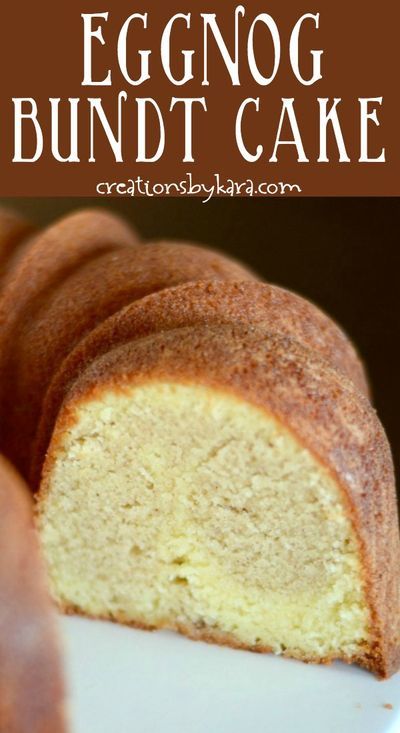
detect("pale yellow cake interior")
[38,381,370,661]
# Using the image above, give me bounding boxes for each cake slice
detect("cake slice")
[0,456,65,732]
[36,324,400,678]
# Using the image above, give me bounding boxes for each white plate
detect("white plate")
[61,616,400,733]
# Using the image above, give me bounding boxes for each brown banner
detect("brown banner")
[0,0,398,196]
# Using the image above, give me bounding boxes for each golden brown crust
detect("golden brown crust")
[0,208,139,476]
[0,456,65,732]
[32,280,368,488]
[40,324,400,678]
[0,207,35,289]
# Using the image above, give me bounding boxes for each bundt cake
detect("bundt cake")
[0,206,397,680]
[0,208,140,475]
[36,323,400,678]
[0,456,65,732]
[31,280,368,488]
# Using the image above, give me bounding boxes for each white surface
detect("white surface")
[61,615,400,733]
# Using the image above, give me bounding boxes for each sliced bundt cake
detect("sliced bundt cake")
[2,206,396,679]
[0,456,65,732]
[36,324,400,678]
[31,280,368,487]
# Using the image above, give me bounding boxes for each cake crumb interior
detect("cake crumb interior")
[38,381,370,661]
